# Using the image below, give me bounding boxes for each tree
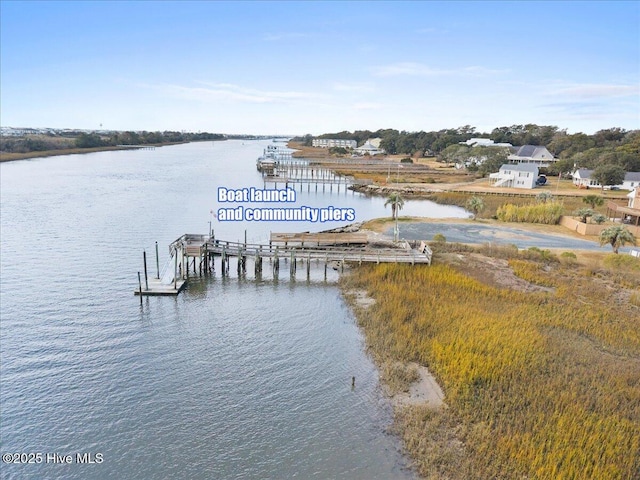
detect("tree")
[385,193,405,220]
[592,164,626,189]
[385,193,405,242]
[75,132,104,148]
[476,147,509,176]
[599,225,637,254]
[574,208,595,223]
[536,191,554,204]
[439,144,469,167]
[582,195,605,209]
[466,196,485,220]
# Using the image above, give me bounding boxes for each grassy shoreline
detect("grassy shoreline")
[0,141,199,163]
[341,239,639,479]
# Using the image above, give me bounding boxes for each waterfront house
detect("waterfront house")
[312,138,357,149]
[572,169,600,188]
[507,145,556,167]
[572,169,640,190]
[489,164,539,189]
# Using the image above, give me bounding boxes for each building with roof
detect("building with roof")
[312,138,357,149]
[354,140,384,156]
[507,145,556,167]
[461,138,512,148]
[571,169,640,191]
[489,163,540,189]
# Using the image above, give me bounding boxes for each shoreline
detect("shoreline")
[339,222,639,478]
[0,140,221,163]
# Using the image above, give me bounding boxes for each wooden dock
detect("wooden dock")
[136,232,432,297]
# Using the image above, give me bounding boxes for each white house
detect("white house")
[461,138,512,148]
[572,169,640,190]
[507,145,556,167]
[572,169,600,188]
[489,164,539,189]
[312,138,357,149]
[622,172,640,190]
[354,140,384,156]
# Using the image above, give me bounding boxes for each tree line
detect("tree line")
[1,130,226,154]
[293,124,640,175]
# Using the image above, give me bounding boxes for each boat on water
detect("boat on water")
[256,157,277,175]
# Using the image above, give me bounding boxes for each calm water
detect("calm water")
[0,141,467,479]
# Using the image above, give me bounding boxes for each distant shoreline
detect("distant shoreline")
[0,139,227,163]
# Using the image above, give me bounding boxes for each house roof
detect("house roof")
[499,163,539,173]
[572,168,593,179]
[508,145,553,160]
[572,169,640,182]
[624,172,640,182]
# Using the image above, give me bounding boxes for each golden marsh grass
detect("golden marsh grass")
[342,251,640,479]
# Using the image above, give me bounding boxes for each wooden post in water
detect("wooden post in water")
[143,251,149,291]
[138,272,143,305]
[155,241,160,279]
[174,248,178,290]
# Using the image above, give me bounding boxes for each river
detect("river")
[0,140,468,479]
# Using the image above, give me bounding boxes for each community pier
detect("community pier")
[135,231,432,297]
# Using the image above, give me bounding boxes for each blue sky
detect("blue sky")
[1,1,638,135]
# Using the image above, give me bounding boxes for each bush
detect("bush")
[560,251,577,265]
[602,253,640,271]
[400,157,414,164]
[432,233,447,243]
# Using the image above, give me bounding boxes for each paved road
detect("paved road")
[389,222,629,253]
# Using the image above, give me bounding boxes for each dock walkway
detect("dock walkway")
[135,232,432,296]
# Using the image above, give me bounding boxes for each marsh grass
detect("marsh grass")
[379,362,420,395]
[342,252,640,479]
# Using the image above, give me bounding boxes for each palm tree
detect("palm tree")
[583,195,604,209]
[466,196,485,220]
[385,192,405,219]
[599,225,637,254]
[574,207,595,224]
[385,193,405,241]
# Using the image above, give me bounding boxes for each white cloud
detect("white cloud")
[371,62,507,77]
[352,102,383,110]
[331,82,375,93]
[546,83,639,99]
[143,82,321,104]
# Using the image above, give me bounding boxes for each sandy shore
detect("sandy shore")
[346,288,446,410]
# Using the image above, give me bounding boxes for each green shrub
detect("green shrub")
[432,233,447,243]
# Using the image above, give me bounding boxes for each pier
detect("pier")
[135,232,432,296]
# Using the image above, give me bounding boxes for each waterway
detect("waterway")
[0,140,468,479]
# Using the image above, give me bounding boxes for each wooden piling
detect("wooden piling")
[143,251,149,290]
[155,241,160,279]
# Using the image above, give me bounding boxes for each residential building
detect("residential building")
[461,138,512,148]
[572,169,640,191]
[354,140,384,156]
[507,145,556,167]
[489,164,540,189]
[312,138,357,149]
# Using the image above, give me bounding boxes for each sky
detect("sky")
[1,1,639,136]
